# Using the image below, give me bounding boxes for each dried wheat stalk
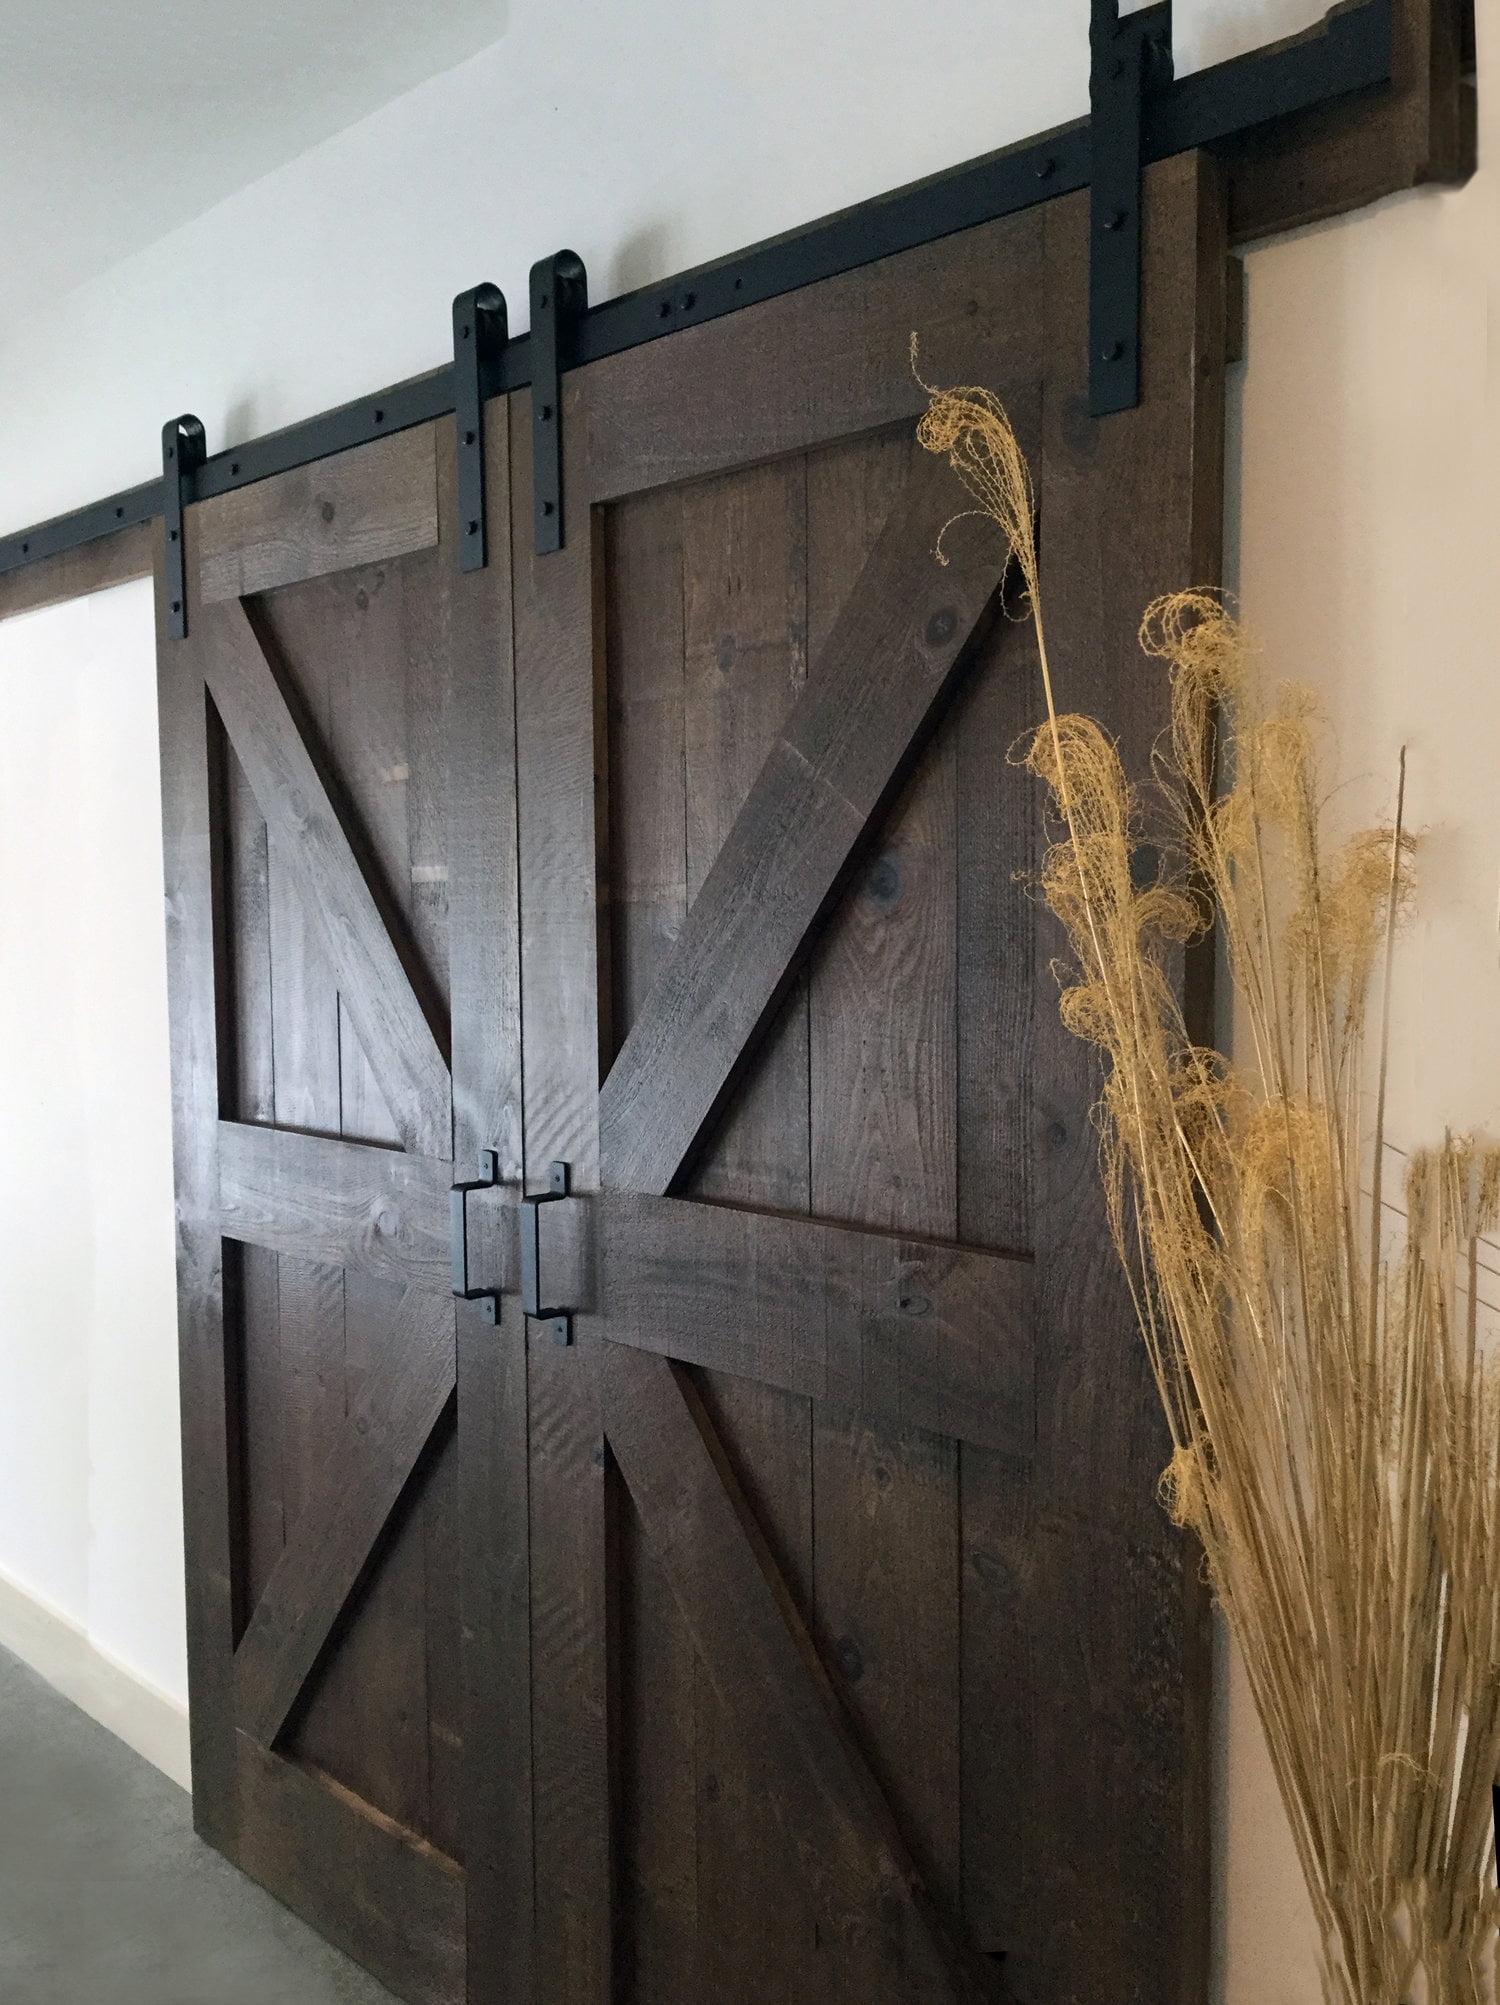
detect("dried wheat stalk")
[916,354,1500,2004]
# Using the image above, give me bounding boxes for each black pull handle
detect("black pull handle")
[450,1149,501,1324]
[521,1161,575,1345]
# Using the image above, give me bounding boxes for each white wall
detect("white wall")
[0,0,1327,537]
[0,578,188,1784]
[0,0,1479,1992]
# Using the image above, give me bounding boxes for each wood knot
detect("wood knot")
[833,1636,865,1683]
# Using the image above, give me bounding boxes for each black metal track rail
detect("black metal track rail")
[0,0,1391,582]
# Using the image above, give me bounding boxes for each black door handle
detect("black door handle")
[521,1161,575,1345]
[450,1149,501,1324]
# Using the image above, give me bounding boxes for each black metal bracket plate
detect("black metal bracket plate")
[161,415,206,639]
[1090,1,1174,416]
[529,253,588,555]
[451,1148,503,1325]
[452,284,508,572]
[521,1160,575,1345]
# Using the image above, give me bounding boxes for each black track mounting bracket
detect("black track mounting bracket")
[529,252,588,555]
[452,284,509,572]
[161,414,206,639]
[1090,0,1174,417]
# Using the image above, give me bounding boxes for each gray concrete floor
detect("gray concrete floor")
[0,1643,401,2003]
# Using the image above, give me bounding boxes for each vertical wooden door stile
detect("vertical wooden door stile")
[1019,148,1225,2002]
[443,397,536,2002]
[510,382,615,2005]
[157,510,240,1855]
[601,482,703,2002]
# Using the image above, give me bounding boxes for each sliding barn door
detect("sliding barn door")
[161,149,1226,2005]
[158,412,520,2004]
[479,149,1228,2005]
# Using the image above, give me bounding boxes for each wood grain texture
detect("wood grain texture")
[218,1121,454,1292]
[249,541,454,1065]
[989,149,1222,2004]
[802,423,964,1930]
[671,453,824,2003]
[233,1242,286,1627]
[687,1375,819,2005]
[156,516,240,1851]
[233,1284,456,1747]
[584,209,1041,501]
[199,594,452,1159]
[1226,0,1473,243]
[603,486,686,1042]
[511,382,615,2005]
[599,449,1006,1200]
[679,455,812,1212]
[215,727,277,1126]
[170,430,472,1972]
[264,513,461,1854]
[599,1193,1031,1456]
[284,1355,442,1844]
[236,1738,463,2005]
[198,427,439,603]
[617,1485,700,2001]
[435,397,536,1998]
[0,521,153,623]
[422,1420,465,1866]
[602,1347,1003,2005]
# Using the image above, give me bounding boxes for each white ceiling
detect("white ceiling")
[0,0,509,332]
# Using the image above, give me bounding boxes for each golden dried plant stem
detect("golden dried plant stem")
[914,369,1500,2005]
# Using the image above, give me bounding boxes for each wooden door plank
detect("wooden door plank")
[198,595,452,1159]
[598,449,1006,1199]
[216,724,278,1126]
[0,521,153,623]
[987,149,1221,2004]
[156,521,239,1850]
[236,1737,463,2005]
[599,1193,1031,1456]
[602,1345,1002,2005]
[511,382,615,2005]
[603,485,687,1039]
[583,209,1042,502]
[436,397,537,2000]
[679,455,813,1215]
[198,426,439,604]
[233,1284,456,1747]
[673,452,818,2004]
[801,421,966,1929]
[947,536,1040,1956]
[217,1119,454,1293]
[291,1314,438,1834]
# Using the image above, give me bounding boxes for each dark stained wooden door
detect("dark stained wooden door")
[162,149,1227,2005]
[474,149,1229,2005]
[158,412,521,2005]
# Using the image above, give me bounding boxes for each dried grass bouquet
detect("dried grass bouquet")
[916,354,1500,2005]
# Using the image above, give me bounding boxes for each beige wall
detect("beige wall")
[1223,9,1497,1995]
